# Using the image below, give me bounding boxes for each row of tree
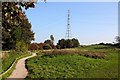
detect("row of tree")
[29,35,56,50]
[57,38,80,49]
[29,35,80,50]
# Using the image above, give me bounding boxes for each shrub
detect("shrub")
[29,43,39,50]
[43,44,52,50]
[56,45,60,49]
[38,43,44,50]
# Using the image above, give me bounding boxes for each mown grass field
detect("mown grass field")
[25,45,119,79]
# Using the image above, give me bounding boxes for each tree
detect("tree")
[66,39,73,48]
[43,44,52,50]
[44,39,52,45]
[2,2,35,50]
[38,43,44,50]
[57,39,66,49]
[56,45,60,49]
[50,35,54,44]
[72,38,80,47]
[57,38,80,49]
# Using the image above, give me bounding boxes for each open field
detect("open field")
[25,45,119,78]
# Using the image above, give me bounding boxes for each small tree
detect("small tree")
[29,43,39,50]
[43,44,52,50]
[38,43,44,50]
[44,39,52,45]
[56,45,60,49]
[50,35,54,44]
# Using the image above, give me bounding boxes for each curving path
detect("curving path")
[7,53,36,79]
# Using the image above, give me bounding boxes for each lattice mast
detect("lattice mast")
[66,9,72,39]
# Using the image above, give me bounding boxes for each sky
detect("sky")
[24,2,118,45]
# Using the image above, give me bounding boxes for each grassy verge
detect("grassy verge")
[26,45,118,78]
[1,51,21,74]
[1,52,32,79]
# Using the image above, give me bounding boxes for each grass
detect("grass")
[1,51,32,79]
[26,45,119,79]
[1,51,21,74]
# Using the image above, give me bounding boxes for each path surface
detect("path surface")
[7,53,36,79]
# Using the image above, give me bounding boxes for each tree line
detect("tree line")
[29,35,80,50]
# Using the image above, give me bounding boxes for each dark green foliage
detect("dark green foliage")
[57,38,80,49]
[44,39,52,45]
[43,44,52,50]
[56,45,60,49]
[72,38,80,47]
[50,35,54,44]
[57,39,66,49]
[2,2,34,50]
[44,38,56,49]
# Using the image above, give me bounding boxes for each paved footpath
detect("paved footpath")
[6,53,36,79]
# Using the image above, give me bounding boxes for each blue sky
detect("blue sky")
[25,2,118,45]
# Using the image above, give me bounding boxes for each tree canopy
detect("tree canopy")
[57,38,80,49]
[2,2,36,50]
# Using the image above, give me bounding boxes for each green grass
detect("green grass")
[1,51,22,74]
[26,45,119,78]
[1,53,32,79]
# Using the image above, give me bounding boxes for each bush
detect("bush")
[38,43,44,50]
[43,44,52,50]
[29,43,39,50]
[56,45,60,49]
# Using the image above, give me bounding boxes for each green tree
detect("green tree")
[66,39,73,48]
[50,35,54,44]
[2,2,35,50]
[72,38,80,47]
[43,44,52,50]
[57,38,80,49]
[57,39,66,49]
[44,39,52,45]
